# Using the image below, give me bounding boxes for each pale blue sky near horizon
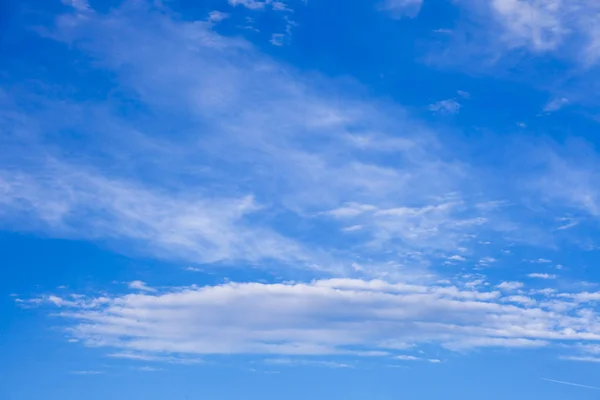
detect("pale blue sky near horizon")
[4,0,600,399]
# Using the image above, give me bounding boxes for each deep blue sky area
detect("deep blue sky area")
[4,0,600,399]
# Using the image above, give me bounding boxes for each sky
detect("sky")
[5,0,600,399]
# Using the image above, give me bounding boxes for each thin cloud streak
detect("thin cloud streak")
[541,378,600,390]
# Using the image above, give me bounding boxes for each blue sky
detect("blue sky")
[5,0,600,398]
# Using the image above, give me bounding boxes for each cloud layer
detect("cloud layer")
[25,277,600,363]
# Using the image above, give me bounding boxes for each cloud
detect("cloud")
[378,0,423,19]
[532,258,552,264]
[496,281,524,291]
[228,0,267,10]
[108,352,202,364]
[62,0,91,12]
[270,33,285,46]
[428,98,461,115]
[426,0,600,81]
[0,1,497,277]
[70,370,104,375]
[447,255,466,262]
[0,167,309,267]
[527,273,556,279]
[543,97,569,112]
[478,257,497,266]
[541,378,600,391]
[458,1,600,66]
[394,355,440,362]
[128,281,157,292]
[28,277,600,362]
[207,11,229,22]
[264,358,351,368]
[134,366,163,372]
[395,355,419,360]
[561,356,600,363]
[532,142,600,217]
[488,0,564,52]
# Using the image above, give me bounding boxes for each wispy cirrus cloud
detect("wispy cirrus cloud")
[0,1,497,276]
[377,0,423,19]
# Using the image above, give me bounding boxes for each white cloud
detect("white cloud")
[30,278,600,362]
[378,0,423,19]
[128,281,157,292]
[323,201,488,262]
[496,281,524,291]
[62,0,91,12]
[395,355,419,360]
[504,295,536,306]
[528,273,557,279]
[457,90,471,99]
[108,352,202,364]
[489,0,564,51]
[228,0,267,10]
[442,1,600,70]
[264,358,351,368]
[0,169,309,267]
[270,33,285,46]
[479,257,497,265]
[0,2,486,277]
[70,370,104,375]
[561,356,600,363]
[208,11,229,22]
[541,378,600,390]
[428,98,461,115]
[543,97,569,112]
[134,366,163,372]
[532,144,600,218]
[343,225,363,232]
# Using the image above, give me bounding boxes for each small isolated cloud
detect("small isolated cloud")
[70,370,104,375]
[457,90,471,99]
[208,11,229,22]
[556,218,579,231]
[394,355,440,363]
[378,0,423,19]
[447,255,466,262]
[109,352,202,364]
[496,281,524,291]
[62,0,91,12]
[395,355,419,361]
[477,257,497,267]
[264,358,351,368]
[270,33,285,46]
[543,97,569,112]
[271,1,290,11]
[228,0,266,10]
[528,273,557,280]
[134,366,163,372]
[532,258,552,264]
[428,98,461,115]
[343,225,363,232]
[128,280,157,292]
